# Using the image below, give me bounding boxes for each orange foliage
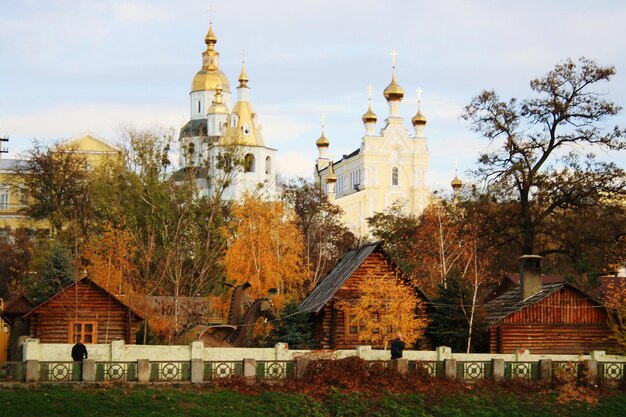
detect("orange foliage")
[222,193,307,300]
[604,277,626,353]
[337,273,428,348]
[83,223,137,295]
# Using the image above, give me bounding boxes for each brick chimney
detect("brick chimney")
[519,255,543,300]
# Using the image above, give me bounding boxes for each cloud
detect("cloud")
[111,1,168,24]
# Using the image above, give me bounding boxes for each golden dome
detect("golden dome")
[362,103,377,124]
[451,175,463,191]
[208,86,229,115]
[192,70,231,93]
[411,109,427,126]
[238,63,249,87]
[326,162,337,182]
[316,131,330,148]
[205,24,217,44]
[383,71,404,101]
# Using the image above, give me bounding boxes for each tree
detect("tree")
[462,57,626,258]
[223,192,308,300]
[281,178,353,291]
[336,273,428,349]
[367,201,420,276]
[268,301,313,349]
[0,228,35,297]
[604,277,626,354]
[12,141,94,241]
[27,240,76,304]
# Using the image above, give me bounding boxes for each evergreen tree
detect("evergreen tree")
[268,301,313,349]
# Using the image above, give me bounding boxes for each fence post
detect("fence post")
[25,359,39,383]
[539,359,552,382]
[491,359,504,381]
[443,359,457,379]
[190,358,204,383]
[243,358,256,385]
[295,357,310,380]
[436,346,452,361]
[111,340,124,361]
[82,359,95,382]
[583,359,598,386]
[391,359,409,376]
[137,359,150,383]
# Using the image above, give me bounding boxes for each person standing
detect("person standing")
[390,333,405,359]
[71,337,88,362]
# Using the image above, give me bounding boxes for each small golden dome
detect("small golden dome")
[316,131,330,148]
[451,175,462,191]
[383,71,404,101]
[208,87,229,115]
[238,63,249,87]
[326,162,337,182]
[192,70,231,93]
[205,24,217,44]
[411,109,427,126]
[362,103,377,124]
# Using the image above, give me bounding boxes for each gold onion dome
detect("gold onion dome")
[362,104,377,123]
[326,162,337,182]
[208,85,229,115]
[383,71,404,101]
[411,109,427,126]
[316,131,330,148]
[238,63,249,87]
[192,23,231,93]
[451,175,463,191]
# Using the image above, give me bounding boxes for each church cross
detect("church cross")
[367,84,373,100]
[241,49,247,63]
[321,114,326,130]
[390,49,398,67]
[207,4,216,23]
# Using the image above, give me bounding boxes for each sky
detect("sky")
[1,0,625,189]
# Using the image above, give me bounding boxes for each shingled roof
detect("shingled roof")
[483,282,605,327]
[299,242,380,313]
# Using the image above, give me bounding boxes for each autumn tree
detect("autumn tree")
[0,228,35,297]
[367,201,420,276]
[223,192,307,301]
[337,273,428,349]
[12,141,94,241]
[281,177,353,290]
[604,277,626,354]
[83,222,137,296]
[462,57,626,260]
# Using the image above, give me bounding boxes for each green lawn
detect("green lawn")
[0,384,624,417]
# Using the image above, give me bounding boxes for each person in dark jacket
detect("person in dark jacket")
[71,337,88,362]
[390,333,405,359]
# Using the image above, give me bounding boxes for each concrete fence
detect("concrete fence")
[1,338,623,385]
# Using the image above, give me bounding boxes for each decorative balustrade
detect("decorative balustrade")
[149,361,191,382]
[456,361,492,380]
[504,362,539,380]
[0,361,25,382]
[203,361,243,380]
[256,361,295,380]
[598,362,624,381]
[39,361,81,382]
[95,362,137,382]
[552,361,581,380]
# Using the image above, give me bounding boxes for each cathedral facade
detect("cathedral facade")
[314,61,429,237]
[179,23,277,200]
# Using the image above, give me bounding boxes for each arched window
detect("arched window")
[265,156,271,175]
[231,114,238,127]
[244,153,255,173]
[392,167,399,186]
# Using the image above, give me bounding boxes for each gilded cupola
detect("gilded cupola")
[191,23,231,93]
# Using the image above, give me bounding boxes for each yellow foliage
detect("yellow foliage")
[222,193,308,300]
[83,223,137,295]
[337,273,428,348]
[604,278,626,353]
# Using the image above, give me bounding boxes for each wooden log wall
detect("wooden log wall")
[29,280,141,344]
[320,251,429,350]
[490,287,614,354]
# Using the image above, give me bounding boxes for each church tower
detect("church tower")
[314,51,430,236]
[179,23,278,200]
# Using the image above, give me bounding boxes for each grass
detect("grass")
[0,383,624,417]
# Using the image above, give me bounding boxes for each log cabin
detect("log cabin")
[484,255,615,354]
[23,277,143,344]
[299,242,430,350]
[0,294,34,360]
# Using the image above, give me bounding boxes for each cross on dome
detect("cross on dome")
[367,84,373,100]
[207,4,216,23]
[390,49,398,67]
[241,49,247,64]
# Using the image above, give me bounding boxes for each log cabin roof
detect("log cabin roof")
[484,282,604,327]
[300,242,380,313]
[23,277,144,320]
[0,293,35,316]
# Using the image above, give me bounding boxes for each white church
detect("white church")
[314,54,431,237]
[178,23,277,200]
